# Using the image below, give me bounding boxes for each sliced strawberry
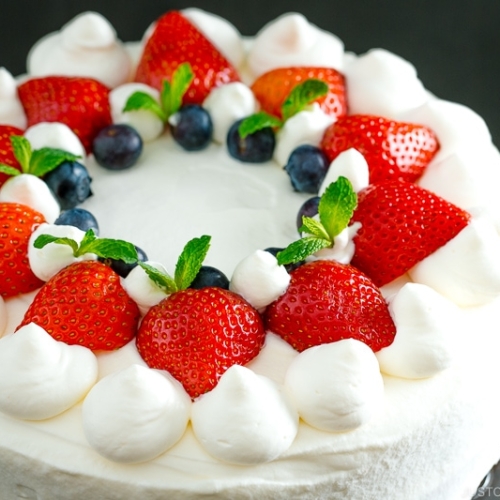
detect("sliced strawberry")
[264,260,396,353]
[0,202,45,298]
[0,125,24,186]
[250,67,347,120]
[350,180,471,287]
[17,76,112,153]
[18,261,140,350]
[320,115,439,183]
[136,287,266,399]
[135,11,240,105]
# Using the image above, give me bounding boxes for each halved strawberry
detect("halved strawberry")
[17,76,112,153]
[0,125,23,187]
[250,67,347,120]
[320,114,439,183]
[264,260,396,353]
[350,180,471,287]
[135,11,240,105]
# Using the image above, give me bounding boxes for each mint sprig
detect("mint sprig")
[277,176,357,266]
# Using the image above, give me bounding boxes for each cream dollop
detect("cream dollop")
[285,339,384,432]
[311,222,361,264]
[191,365,298,464]
[0,323,97,420]
[0,67,27,128]
[247,13,344,78]
[27,12,132,88]
[82,365,190,463]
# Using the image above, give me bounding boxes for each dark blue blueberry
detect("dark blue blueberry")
[99,245,148,278]
[190,266,230,290]
[44,161,92,210]
[284,145,330,193]
[169,104,213,151]
[296,196,321,231]
[227,118,275,163]
[92,124,143,170]
[54,208,99,235]
[264,247,304,273]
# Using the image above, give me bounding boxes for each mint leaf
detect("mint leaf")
[0,165,21,177]
[238,112,283,139]
[139,262,178,294]
[11,135,32,173]
[33,234,79,254]
[299,217,331,241]
[319,177,357,240]
[277,237,331,266]
[281,79,329,121]
[123,91,167,122]
[29,148,81,177]
[167,62,194,117]
[175,235,211,290]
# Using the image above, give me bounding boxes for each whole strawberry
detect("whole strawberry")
[135,11,240,104]
[17,76,112,153]
[0,202,45,298]
[0,125,23,187]
[264,260,396,353]
[320,114,439,183]
[350,180,471,287]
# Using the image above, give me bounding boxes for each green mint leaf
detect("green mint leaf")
[299,216,331,241]
[168,62,194,117]
[319,176,358,240]
[139,262,178,294]
[175,235,211,290]
[76,229,138,263]
[11,135,32,173]
[277,236,332,266]
[281,79,329,121]
[0,164,21,177]
[123,91,167,122]
[33,234,79,254]
[238,112,283,139]
[29,148,81,177]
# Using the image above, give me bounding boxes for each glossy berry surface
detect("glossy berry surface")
[296,196,320,231]
[190,265,229,290]
[43,161,92,210]
[284,145,329,193]
[92,124,143,170]
[54,208,99,235]
[99,245,148,278]
[227,118,275,163]
[169,104,213,151]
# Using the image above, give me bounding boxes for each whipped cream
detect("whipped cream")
[27,12,132,88]
[0,323,97,420]
[285,339,384,432]
[82,365,190,463]
[311,222,361,264]
[247,13,344,78]
[0,68,27,128]
[191,365,298,464]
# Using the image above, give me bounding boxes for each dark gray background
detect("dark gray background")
[1,0,499,145]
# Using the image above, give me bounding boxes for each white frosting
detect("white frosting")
[110,83,164,142]
[274,103,335,166]
[27,12,132,88]
[377,283,460,378]
[247,13,344,78]
[0,67,27,128]
[203,82,258,144]
[229,249,290,310]
[285,339,384,432]
[311,222,361,264]
[191,365,298,464]
[344,49,429,117]
[28,223,97,281]
[0,174,60,223]
[0,323,97,420]
[82,365,190,463]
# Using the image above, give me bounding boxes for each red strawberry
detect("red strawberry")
[0,125,24,187]
[135,11,240,105]
[136,287,266,399]
[18,261,140,350]
[264,260,396,353]
[250,67,347,120]
[320,114,439,183]
[350,180,471,287]
[0,203,45,298]
[17,76,112,153]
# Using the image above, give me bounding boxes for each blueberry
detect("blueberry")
[99,245,148,278]
[296,196,321,231]
[92,124,143,170]
[44,161,92,210]
[169,104,213,151]
[227,118,275,163]
[54,208,99,235]
[284,145,330,193]
[264,247,304,273]
[190,266,229,290]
